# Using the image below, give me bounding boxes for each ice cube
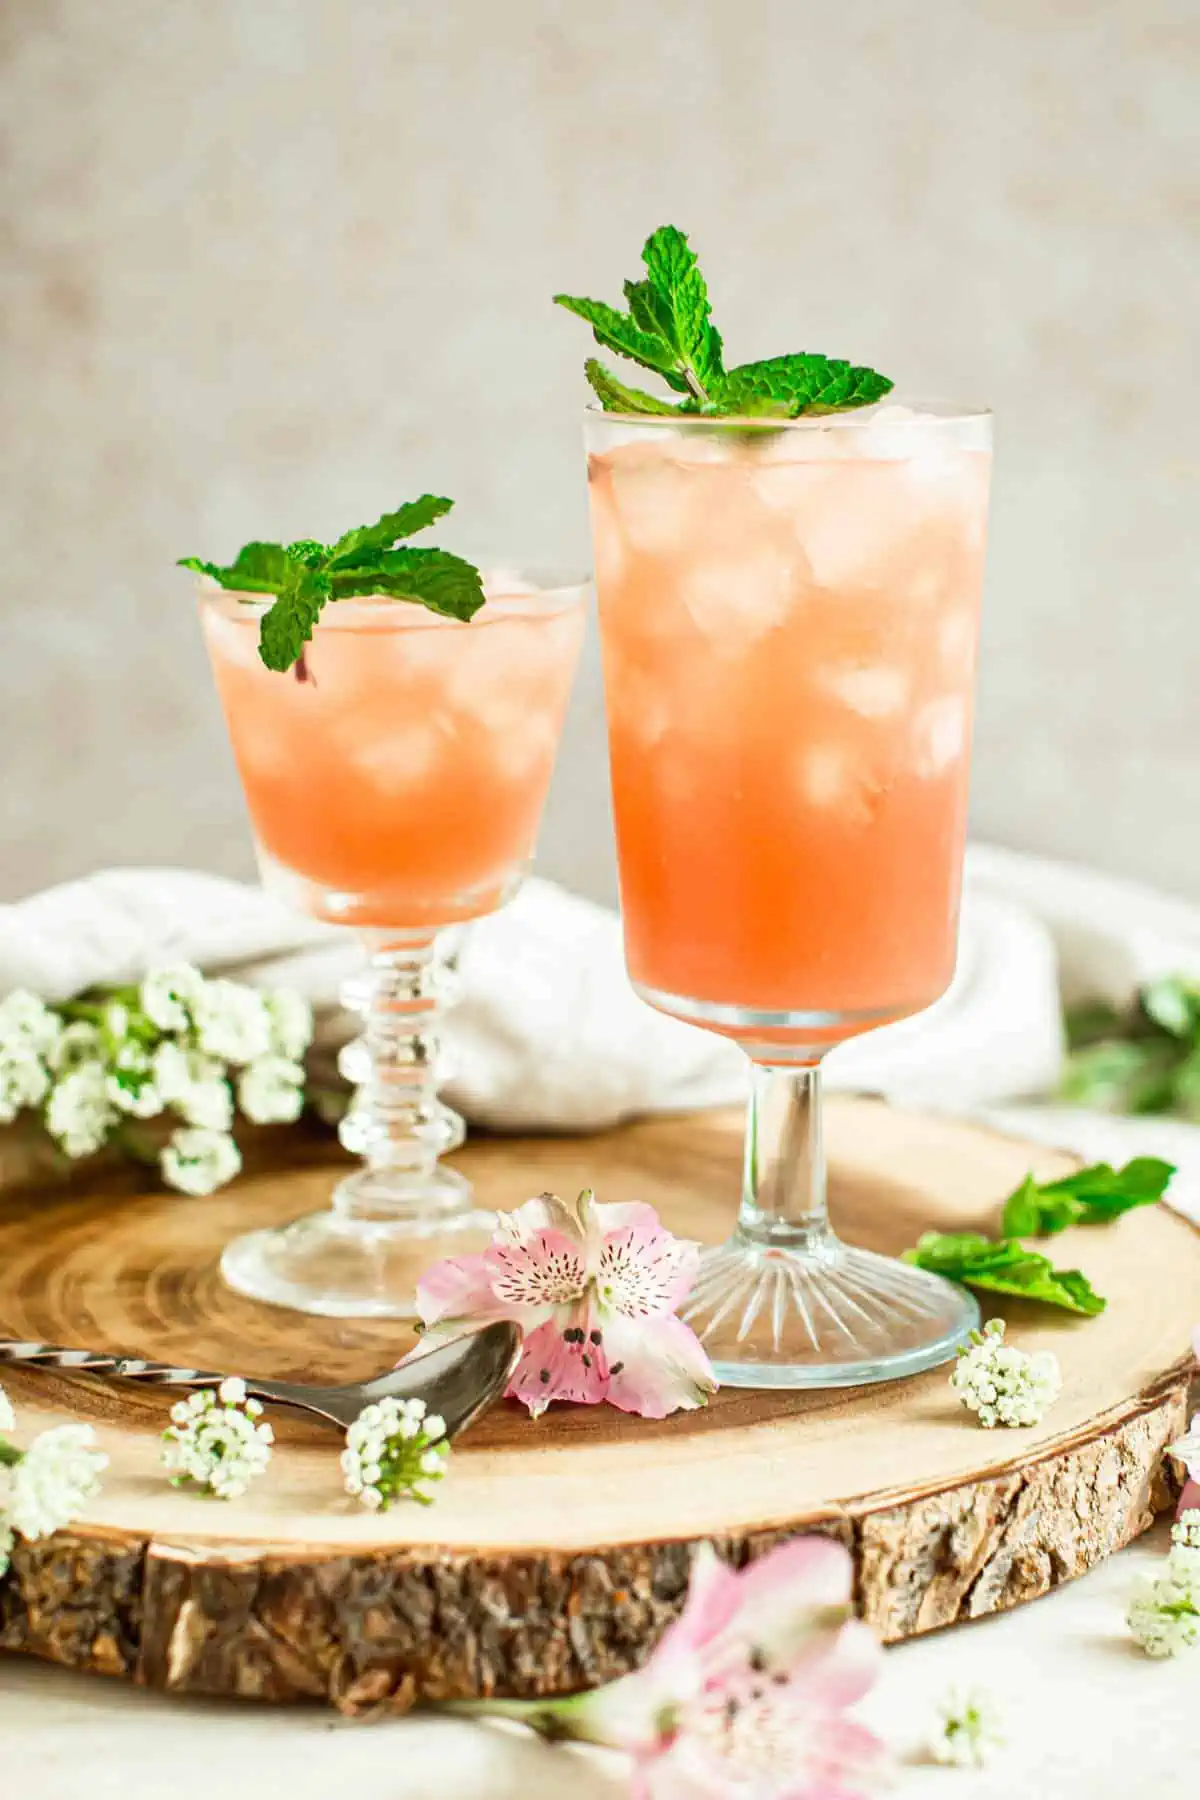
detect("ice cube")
[492,715,557,782]
[938,612,977,682]
[821,662,911,719]
[201,604,267,675]
[350,720,446,791]
[795,743,882,824]
[600,442,712,556]
[911,697,968,777]
[677,544,797,641]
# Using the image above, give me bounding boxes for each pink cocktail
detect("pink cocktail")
[586,403,991,1386]
[201,575,585,1317]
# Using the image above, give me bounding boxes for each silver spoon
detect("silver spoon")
[0,1320,520,1437]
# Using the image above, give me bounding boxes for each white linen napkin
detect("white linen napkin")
[0,845,1195,1217]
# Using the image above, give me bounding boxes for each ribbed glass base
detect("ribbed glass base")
[683,1234,979,1388]
[220,1177,494,1319]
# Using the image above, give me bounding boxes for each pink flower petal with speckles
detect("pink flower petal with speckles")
[603,1312,717,1420]
[488,1228,588,1312]
[1179,1477,1200,1519]
[416,1251,502,1327]
[505,1313,611,1418]
[598,1223,702,1320]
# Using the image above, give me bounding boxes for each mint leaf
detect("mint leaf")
[182,496,484,672]
[584,359,684,416]
[553,294,681,381]
[904,1231,1105,1316]
[330,547,485,620]
[179,541,292,594]
[1001,1157,1173,1238]
[719,354,893,417]
[1141,976,1200,1040]
[556,224,890,419]
[258,565,332,672]
[328,495,454,568]
[637,225,724,399]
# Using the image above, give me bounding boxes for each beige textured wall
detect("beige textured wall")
[1,0,1196,906]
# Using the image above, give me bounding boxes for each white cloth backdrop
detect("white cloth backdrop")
[2,840,1200,1216]
[1,843,1197,1797]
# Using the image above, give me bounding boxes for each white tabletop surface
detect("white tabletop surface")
[1,1523,1190,1800]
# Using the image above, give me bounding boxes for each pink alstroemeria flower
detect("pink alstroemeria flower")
[416,1189,716,1419]
[447,1535,887,1800]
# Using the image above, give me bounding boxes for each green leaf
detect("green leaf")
[329,546,485,620]
[553,293,680,380]
[638,224,725,398]
[999,1157,1173,1237]
[1063,997,1127,1051]
[556,224,893,418]
[1060,1038,1182,1114]
[258,565,332,672]
[1141,976,1200,1040]
[584,359,684,416]
[178,541,292,594]
[903,1231,1106,1316]
[328,496,454,569]
[718,353,893,417]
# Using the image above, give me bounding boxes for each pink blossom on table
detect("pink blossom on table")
[416,1189,716,1420]
[450,1535,887,1800]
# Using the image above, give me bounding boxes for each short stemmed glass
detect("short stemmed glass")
[586,404,991,1386]
[200,574,586,1317]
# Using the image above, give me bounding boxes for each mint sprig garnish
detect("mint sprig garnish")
[556,225,892,419]
[902,1155,1176,1316]
[181,497,484,673]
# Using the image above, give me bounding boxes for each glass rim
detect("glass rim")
[196,568,589,631]
[583,397,992,432]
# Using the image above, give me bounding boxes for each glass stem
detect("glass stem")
[735,1059,833,1253]
[334,933,467,1222]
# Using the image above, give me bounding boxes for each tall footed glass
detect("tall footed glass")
[200,575,586,1317]
[586,404,991,1386]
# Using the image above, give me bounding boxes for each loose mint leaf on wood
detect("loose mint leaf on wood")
[258,565,332,672]
[719,354,893,417]
[329,546,485,620]
[178,541,292,594]
[328,495,454,569]
[584,358,684,416]
[903,1231,1106,1316]
[1000,1157,1174,1238]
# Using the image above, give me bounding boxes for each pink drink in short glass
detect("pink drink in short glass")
[200,576,586,1317]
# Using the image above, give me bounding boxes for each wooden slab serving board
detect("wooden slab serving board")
[0,1098,1192,1712]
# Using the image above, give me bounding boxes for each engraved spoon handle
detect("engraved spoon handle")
[0,1337,229,1390]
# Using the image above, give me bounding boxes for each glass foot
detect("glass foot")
[220,1168,494,1319]
[683,1235,979,1389]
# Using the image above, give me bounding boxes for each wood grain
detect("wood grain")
[0,1099,1190,1710]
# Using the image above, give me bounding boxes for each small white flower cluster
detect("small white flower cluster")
[161,1377,275,1500]
[950,1318,1062,1429]
[0,1382,108,1577]
[341,1396,449,1510]
[1127,1510,1200,1658]
[930,1687,1005,1768]
[0,966,313,1198]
